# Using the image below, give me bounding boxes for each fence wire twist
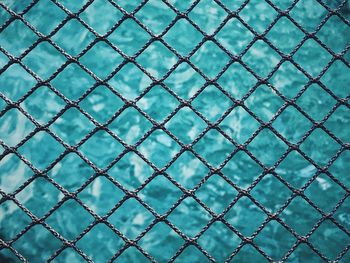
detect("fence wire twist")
[0,0,350,262]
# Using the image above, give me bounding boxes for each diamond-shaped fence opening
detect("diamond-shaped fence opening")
[0,0,349,262]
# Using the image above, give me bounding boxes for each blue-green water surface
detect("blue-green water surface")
[0,0,350,262]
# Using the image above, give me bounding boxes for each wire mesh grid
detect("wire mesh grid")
[0,0,349,262]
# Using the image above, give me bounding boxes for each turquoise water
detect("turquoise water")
[0,0,350,262]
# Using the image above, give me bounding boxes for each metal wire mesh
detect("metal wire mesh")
[0,0,349,262]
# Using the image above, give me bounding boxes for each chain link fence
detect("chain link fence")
[0,0,350,262]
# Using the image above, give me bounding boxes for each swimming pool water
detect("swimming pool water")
[0,0,350,262]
